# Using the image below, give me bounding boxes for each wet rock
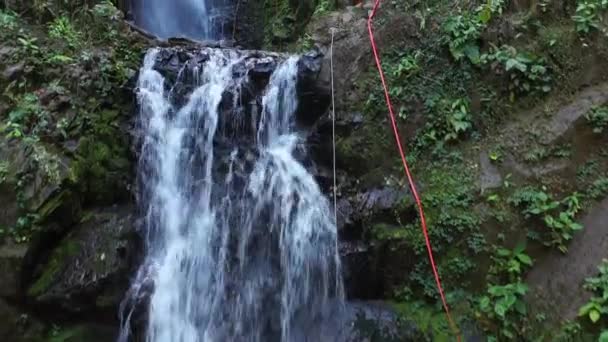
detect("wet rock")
[336,186,412,238]
[0,242,27,300]
[1,62,25,82]
[0,299,45,342]
[339,241,380,299]
[25,206,140,318]
[527,195,608,326]
[479,151,503,193]
[319,301,424,342]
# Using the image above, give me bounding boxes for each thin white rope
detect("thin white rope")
[330,27,338,228]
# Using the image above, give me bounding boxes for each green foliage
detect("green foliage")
[0,161,8,184]
[588,176,608,199]
[572,0,608,34]
[442,0,506,64]
[391,51,422,79]
[420,96,473,145]
[579,260,608,324]
[510,187,583,253]
[489,244,533,282]
[0,9,19,30]
[585,106,608,133]
[48,16,82,49]
[482,45,552,98]
[313,0,334,16]
[477,243,533,340]
[1,93,49,139]
[442,12,483,64]
[478,282,528,339]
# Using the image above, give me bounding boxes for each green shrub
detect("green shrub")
[482,45,552,98]
[509,187,583,253]
[578,260,608,325]
[48,16,83,49]
[585,106,608,133]
[572,0,608,34]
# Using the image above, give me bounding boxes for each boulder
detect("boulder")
[25,206,139,319]
[0,299,45,342]
[0,242,27,300]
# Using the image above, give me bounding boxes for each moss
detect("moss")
[70,134,129,204]
[371,223,410,241]
[27,239,80,297]
[47,326,87,342]
[391,301,455,341]
[36,190,71,221]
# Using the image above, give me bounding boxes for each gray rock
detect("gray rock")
[0,299,45,342]
[25,206,139,317]
[0,242,27,299]
[479,151,502,193]
[1,62,25,81]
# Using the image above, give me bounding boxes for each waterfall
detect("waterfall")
[119,47,343,341]
[130,0,230,40]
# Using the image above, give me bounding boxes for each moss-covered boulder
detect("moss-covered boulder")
[25,206,139,318]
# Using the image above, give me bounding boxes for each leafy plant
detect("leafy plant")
[579,260,608,325]
[585,106,608,133]
[442,1,506,64]
[1,93,48,139]
[391,51,422,79]
[17,35,40,54]
[510,187,583,252]
[588,176,608,199]
[489,244,534,281]
[442,13,483,64]
[572,0,608,34]
[482,45,552,98]
[479,282,529,339]
[48,16,83,49]
[420,96,473,145]
[0,161,9,184]
[0,9,19,30]
[313,0,334,16]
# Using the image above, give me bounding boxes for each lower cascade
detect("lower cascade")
[118,47,344,341]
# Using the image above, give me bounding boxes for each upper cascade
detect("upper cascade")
[130,0,232,41]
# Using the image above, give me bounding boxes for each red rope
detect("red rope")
[366,1,461,340]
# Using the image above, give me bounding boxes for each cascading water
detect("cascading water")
[119,45,344,341]
[130,0,230,40]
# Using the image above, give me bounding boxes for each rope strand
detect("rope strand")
[330,28,339,229]
[367,1,461,339]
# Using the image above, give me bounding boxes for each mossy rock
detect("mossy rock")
[25,206,138,317]
[70,133,130,204]
[47,324,117,342]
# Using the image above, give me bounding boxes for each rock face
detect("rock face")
[527,196,608,325]
[337,186,417,299]
[24,206,139,320]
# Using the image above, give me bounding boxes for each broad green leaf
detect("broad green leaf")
[517,253,533,266]
[590,309,601,323]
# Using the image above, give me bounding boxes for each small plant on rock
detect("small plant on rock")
[509,187,583,253]
[572,0,608,34]
[585,105,608,133]
[579,260,608,327]
[482,45,552,99]
[48,16,83,49]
